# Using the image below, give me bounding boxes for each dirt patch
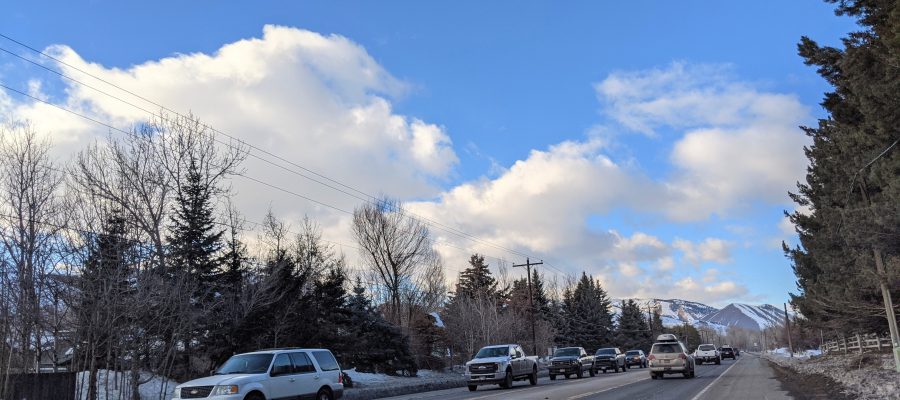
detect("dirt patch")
[769,360,852,400]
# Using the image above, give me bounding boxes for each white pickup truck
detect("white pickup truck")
[693,343,721,365]
[465,344,538,391]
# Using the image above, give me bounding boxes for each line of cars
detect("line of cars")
[647,334,741,379]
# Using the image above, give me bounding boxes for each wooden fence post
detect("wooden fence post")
[856,334,863,354]
[842,335,847,353]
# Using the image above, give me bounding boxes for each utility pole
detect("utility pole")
[513,258,543,357]
[857,176,900,372]
[783,303,794,357]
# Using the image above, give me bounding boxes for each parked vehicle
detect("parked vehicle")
[719,345,737,360]
[648,334,695,379]
[549,347,596,380]
[593,347,626,373]
[693,344,721,365]
[624,350,648,368]
[172,348,343,400]
[465,344,538,391]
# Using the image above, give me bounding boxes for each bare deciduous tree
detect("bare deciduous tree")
[352,198,437,327]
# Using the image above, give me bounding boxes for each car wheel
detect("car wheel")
[244,393,265,400]
[468,385,477,392]
[500,369,513,388]
[549,374,556,381]
[576,367,583,378]
[589,368,596,377]
[716,358,721,365]
[529,366,537,385]
[316,388,333,400]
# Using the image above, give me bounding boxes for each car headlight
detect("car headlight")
[211,385,239,395]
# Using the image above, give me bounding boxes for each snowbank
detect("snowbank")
[75,370,177,400]
[764,351,899,400]
[342,368,465,400]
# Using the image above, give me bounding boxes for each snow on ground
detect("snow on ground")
[75,370,177,400]
[342,368,465,400]
[764,350,899,400]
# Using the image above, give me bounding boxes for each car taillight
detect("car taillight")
[647,355,656,361]
[338,372,343,384]
[678,353,687,360]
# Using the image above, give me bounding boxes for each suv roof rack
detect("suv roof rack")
[655,334,679,342]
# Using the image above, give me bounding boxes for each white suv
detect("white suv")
[172,348,343,400]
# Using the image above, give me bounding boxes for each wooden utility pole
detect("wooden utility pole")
[513,258,542,357]
[857,177,900,372]
[784,303,794,357]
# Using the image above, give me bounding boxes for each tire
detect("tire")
[245,393,265,400]
[650,373,657,380]
[529,367,538,386]
[316,388,333,400]
[549,374,556,381]
[716,358,721,365]
[500,369,513,388]
[589,368,596,377]
[468,385,477,392]
[683,371,691,378]
[576,367,583,379]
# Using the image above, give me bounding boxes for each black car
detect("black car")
[624,350,647,368]
[549,347,596,380]
[593,347,626,373]
[719,346,736,360]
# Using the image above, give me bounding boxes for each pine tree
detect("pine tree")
[787,0,900,333]
[555,272,614,352]
[615,300,651,351]
[453,254,500,300]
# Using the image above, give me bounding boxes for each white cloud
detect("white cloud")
[673,238,733,265]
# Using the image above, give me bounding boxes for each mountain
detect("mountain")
[700,303,785,331]
[612,299,785,332]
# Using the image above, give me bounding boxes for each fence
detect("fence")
[2,372,76,400]
[822,333,895,354]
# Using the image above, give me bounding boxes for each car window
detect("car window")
[290,352,316,374]
[699,345,716,351]
[271,354,293,376]
[554,348,581,357]
[215,354,273,375]
[311,351,340,372]
[515,348,524,358]
[475,347,507,358]
[625,351,640,356]
[596,348,615,355]
[651,343,680,354]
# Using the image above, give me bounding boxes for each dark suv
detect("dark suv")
[624,350,647,368]
[593,348,626,373]
[719,346,736,360]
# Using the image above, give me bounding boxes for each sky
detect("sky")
[0,1,859,307]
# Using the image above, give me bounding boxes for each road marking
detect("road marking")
[566,376,651,400]
[689,357,742,400]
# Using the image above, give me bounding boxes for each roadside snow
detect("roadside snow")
[342,369,465,400]
[764,351,899,400]
[75,370,177,400]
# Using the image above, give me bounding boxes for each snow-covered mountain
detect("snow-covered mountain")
[700,303,785,331]
[611,299,785,332]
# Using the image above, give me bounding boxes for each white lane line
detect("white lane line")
[690,357,742,400]
[567,376,651,400]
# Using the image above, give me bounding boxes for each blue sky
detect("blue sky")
[0,1,858,306]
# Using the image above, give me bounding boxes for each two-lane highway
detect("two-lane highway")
[379,354,794,400]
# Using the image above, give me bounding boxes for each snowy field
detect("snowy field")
[764,349,899,400]
[75,370,176,400]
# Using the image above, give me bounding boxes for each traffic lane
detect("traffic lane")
[579,358,737,400]
[375,366,650,400]
[697,354,791,400]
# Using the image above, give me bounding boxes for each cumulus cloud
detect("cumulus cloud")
[3,25,457,228]
[673,238,733,265]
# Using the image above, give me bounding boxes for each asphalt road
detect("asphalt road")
[378,354,794,400]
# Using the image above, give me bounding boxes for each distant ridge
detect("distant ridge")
[612,298,785,332]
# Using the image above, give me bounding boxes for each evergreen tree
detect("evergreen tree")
[787,0,900,333]
[167,158,225,294]
[615,300,651,351]
[453,254,500,300]
[555,272,614,352]
[344,277,417,375]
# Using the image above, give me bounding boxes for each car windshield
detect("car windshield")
[475,347,508,358]
[554,348,580,357]
[651,343,681,354]
[215,354,273,375]
[595,348,615,355]
[699,345,716,351]
[625,351,640,356]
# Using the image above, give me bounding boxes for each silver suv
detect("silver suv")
[648,334,695,379]
[172,348,343,400]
